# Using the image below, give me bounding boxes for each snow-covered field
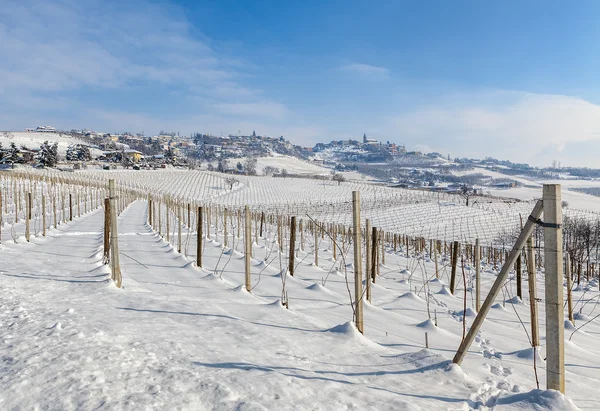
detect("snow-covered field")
[218,155,330,176]
[453,165,600,212]
[0,170,597,410]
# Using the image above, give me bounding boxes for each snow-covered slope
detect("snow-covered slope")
[0,131,100,157]
[0,174,595,409]
[224,154,330,176]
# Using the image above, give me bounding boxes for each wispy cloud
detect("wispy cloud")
[386,90,600,166]
[342,63,390,80]
[0,0,289,132]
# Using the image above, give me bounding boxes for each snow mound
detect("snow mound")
[564,320,576,330]
[232,284,249,294]
[398,291,423,302]
[416,319,437,330]
[492,303,506,310]
[306,283,335,295]
[495,389,579,411]
[326,321,381,349]
[455,308,477,317]
[437,285,452,296]
[265,299,287,311]
[505,296,523,304]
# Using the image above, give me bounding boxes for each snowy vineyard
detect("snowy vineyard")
[1,169,599,410]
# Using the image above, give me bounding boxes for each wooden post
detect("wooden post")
[543,184,564,393]
[352,191,364,334]
[245,205,252,292]
[289,216,296,276]
[69,193,73,221]
[314,223,319,266]
[450,241,459,294]
[380,229,385,265]
[365,219,371,288]
[371,227,378,284]
[166,201,170,242]
[108,180,122,288]
[197,206,203,268]
[516,254,522,299]
[300,219,304,251]
[104,197,110,261]
[52,190,57,229]
[475,238,481,311]
[158,200,162,236]
[177,204,182,253]
[0,190,3,243]
[332,224,337,261]
[259,212,264,238]
[527,235,539,347]
[224,208,228,247]
[566,254,574,324]
[25,192,31,242]
[453,200,543,365]
[434,240,439,279]
[206,206,211,240]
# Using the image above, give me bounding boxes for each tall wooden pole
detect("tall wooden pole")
[527,235,539,347]
[365,219,371,289]
[352,191,364,334]
[108,180,122,288]
[0,190,3,243]
[475,238,481,311]
[289,216,296,276]
[566,254,574,324]
[25,192,31,242]
[450,241,459,294]
[41,193,46,235]
[197,206,203,268]
[371,226,378,284]
[177,204,182,253]
[104,197,110,261]
[245,205,251,292]
[516,254,523,299]
[544,184,564,393]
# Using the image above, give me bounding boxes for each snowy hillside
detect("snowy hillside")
[223,154,330,176]
[0,171,595,410]
[454,165,600,212]
[0,131,101,157]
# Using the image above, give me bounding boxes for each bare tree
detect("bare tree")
[332,173,346,185]
[225,177,239,190]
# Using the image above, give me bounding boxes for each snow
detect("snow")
[221,155,330,176]
[0,131,101,157]
[454,166,600,212]
[1,172,598,409]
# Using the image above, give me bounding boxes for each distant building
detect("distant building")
[36,125,56,132]
[362,133,378,145]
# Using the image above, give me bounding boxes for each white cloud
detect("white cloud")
[387,90,600,166]
[342,63,390,80]
[0,0,272,111]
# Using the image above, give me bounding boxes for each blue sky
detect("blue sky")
[2,0,600,167]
